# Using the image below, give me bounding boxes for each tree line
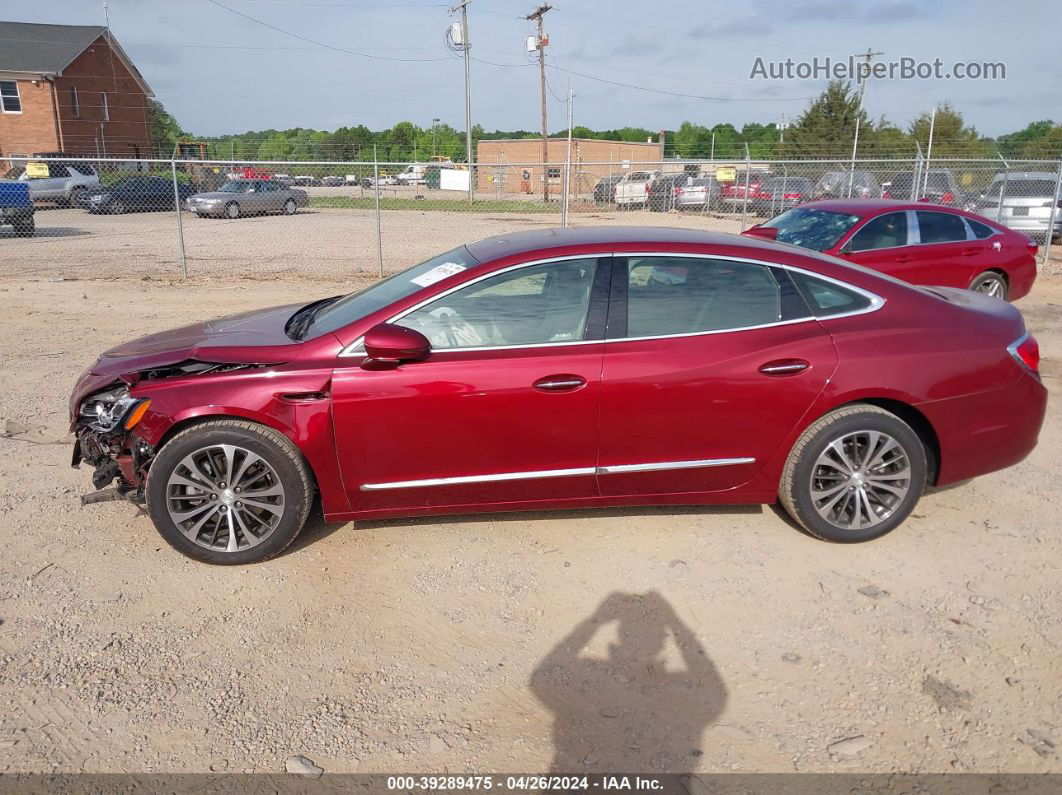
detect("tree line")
[148,82,1061,163]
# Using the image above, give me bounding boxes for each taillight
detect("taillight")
[1027,239,1039,257]
[1008,333,1040,376]
[882,191,892,199]
[942,191,955,203]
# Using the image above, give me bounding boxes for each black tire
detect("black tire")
[778,404,927,543]
[145,419,314,564]
[225,201,241,219]
[110,199,125,214]
[968,270,1008,300]
[12,217,34,237]
[68,187,88,208]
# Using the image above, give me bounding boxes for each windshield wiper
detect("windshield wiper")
[285,296,341,341]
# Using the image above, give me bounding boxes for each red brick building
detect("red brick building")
[0,21,154,163]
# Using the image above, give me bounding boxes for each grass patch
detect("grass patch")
[310,195,557,213]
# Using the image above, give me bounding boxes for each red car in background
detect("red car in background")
[70,227,1045,564]
[744,200,1038,300]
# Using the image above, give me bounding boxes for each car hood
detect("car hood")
[71,303,305,410]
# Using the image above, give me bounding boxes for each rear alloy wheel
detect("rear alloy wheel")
[110,199,126,214]
[69,187,88,207]
[225,201,241,219]
[146,420,313,564]
[779,405,926,543]
[969,271,1008,300]
[284,198,297,215]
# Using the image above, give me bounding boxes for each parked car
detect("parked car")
[751,176,814,215]
[648,173,695,212]
[272,174,296,187]
[185,179,309,219]
[3,159,100,206]
[674,177,722,211]
[320,175,344,187]
[70,226,1045,563]
[613,170,659,209]
[812,170,880,200]
[0,181,34,236]
[592,175,625,205]
[84,176,196,214]
[882,170,971,208]
[973,172,1062,241]
[396,165,427,185]
[744,199,1037,300]
[719,170,772,211]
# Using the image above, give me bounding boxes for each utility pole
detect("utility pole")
[847,48,883,196]
[449,0,474,203]
[922,103,937,197]
[432,117,440,158]
[526,4,552,202]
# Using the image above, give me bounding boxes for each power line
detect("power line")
[204,0,454,62]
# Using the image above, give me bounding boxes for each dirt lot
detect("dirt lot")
[0,221,1059,775]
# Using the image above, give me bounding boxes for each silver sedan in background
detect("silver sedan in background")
[186,179,309,219]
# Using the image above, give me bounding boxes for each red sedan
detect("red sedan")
[744,199,1038,300]
[70,227,1046,564]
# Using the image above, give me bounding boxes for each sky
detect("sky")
[1,0,1059,138]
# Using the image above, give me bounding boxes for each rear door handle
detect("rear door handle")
[533,374,586,391]
[758,359,809,376]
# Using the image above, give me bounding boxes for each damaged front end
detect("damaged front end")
[72,383,155,505]
[72,360,264,506]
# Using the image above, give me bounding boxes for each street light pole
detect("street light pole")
[432,117,439,159]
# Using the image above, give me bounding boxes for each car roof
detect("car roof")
[464,225,817,262]
[792,198,966,215]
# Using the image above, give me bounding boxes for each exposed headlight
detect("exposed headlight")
[78,386,150,433]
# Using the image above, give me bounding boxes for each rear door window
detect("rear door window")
[916,211,969,244]
[622,257,781,338]
[967,218,998,239]
[788,272,873,318]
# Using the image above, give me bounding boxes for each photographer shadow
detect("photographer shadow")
[530,591,727,774]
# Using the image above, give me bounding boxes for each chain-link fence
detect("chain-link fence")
[2,154,1060,281]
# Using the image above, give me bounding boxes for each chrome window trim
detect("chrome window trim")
[360,457,756,491]
[338,252,886,358]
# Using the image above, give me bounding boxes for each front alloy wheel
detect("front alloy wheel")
[146,420,313,564]
[284,198,297,215]
[225,201,241,219]
[779,405,926,542]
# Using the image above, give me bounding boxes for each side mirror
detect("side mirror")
[364,323,431,364]
[741,225,779,240]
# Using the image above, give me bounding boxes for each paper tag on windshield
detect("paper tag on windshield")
[410,262,467,287]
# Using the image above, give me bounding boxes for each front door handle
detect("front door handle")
[758,359,809,376]
[533,374,587,391]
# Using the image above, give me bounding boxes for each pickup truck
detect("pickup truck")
[613,170,659,209]
[5,160,101,206]
[0,181,35,236]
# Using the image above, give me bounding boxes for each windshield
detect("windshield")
[304,246,481,339]
[218,180,253,193]
[761,208,861,251]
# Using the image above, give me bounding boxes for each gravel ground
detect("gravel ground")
[0,233,1059,775]
[2,204,774,283]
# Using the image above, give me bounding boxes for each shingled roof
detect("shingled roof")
[0,21,152,94]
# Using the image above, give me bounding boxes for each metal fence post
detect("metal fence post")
[373,144,383,279]
[170,159,187,279]
[1042,159,1062,269]
[740,144,751,231]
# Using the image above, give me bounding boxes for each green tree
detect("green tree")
[908,103,993,158]
[782,80,869,158]
[146,99,187,157]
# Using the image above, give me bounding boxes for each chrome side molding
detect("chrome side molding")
[360,457,755,491]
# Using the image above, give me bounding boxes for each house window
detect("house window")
[100,92,109,121]
[546,167,561,179]
[70,86,79,118]
[0,81,21,113]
